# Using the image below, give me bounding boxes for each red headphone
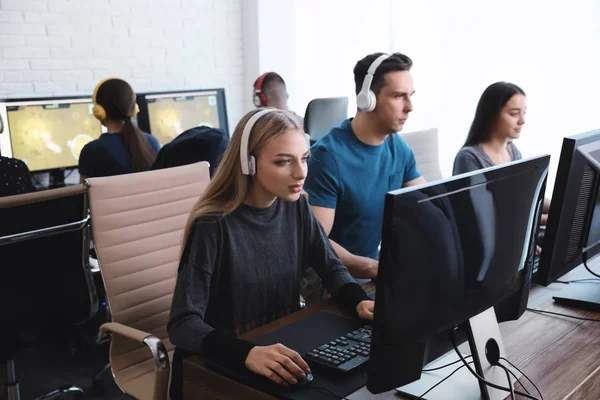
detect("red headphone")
[253,72,270,107]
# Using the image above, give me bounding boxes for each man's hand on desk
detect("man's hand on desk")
[245,343,311,387]
[350,256,378,279]
[357,300,374,320]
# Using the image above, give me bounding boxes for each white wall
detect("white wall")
[391,0,600,190]
[241,0,297,114]
[293,0,392,115]
[274,1,600,192]
[3,0,599,187]
[246,0,393,116]
[0,0,245,127]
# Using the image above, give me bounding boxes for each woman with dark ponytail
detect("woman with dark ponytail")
[78,78,160,180]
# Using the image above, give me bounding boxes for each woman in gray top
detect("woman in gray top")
[453,82,526,175]
[453,81,550,232]
[168,109,374,398]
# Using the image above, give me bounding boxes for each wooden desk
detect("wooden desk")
[183,265,600,400]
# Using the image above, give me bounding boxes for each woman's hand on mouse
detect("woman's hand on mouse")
[245,343,311,386]
[357,300,375,320]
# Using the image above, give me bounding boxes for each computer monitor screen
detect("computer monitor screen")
[536,130,600,286]
[0,99,102,172]
[368,155,549,393]
[138,89,229,146]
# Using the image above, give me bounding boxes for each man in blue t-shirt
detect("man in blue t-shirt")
[304,52,426,279]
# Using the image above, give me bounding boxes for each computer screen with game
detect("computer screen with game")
[136,89,229,146]
[368,155,549,398]
[536,129,600,310]
[0,97,103,173]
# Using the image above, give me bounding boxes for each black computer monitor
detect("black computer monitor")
[136,89,229,146]
[0,97,104,185]
[536,129,600,310]
[368,155,550,397]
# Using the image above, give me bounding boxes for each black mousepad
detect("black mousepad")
[207,311,369,400]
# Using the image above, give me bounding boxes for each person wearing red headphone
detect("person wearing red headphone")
[253,72,303,126]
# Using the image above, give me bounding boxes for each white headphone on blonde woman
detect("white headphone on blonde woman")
[356,53,390,112]
[240,108,311,176]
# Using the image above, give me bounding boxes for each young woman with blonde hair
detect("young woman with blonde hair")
[168,108,374,398]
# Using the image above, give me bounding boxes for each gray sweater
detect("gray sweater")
[453,143,522,176]
[167,195,369,370]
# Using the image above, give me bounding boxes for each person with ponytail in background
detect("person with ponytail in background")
[78,78,160,181]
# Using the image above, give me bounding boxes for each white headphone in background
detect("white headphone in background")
[356,54,390,112]
[240,109,310,176]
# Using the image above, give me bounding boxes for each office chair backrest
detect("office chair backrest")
[399,127,444,182]
[0,185,97,343]
[304,96,349,143]
[151,126,229,176]
[86,162,210,385]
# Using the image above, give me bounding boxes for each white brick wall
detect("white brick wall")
[0,0,244,128]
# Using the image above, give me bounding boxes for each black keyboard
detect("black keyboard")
[304,325,371,373]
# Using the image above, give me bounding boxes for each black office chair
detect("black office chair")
[151,126,229,176]
[0,185,98,400]
[304,96,348,144]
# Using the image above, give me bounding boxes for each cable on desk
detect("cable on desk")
[422,355,472,372]
[418,361,473,398]
[308,355,475,399]
[302,355,473,400]
[64,169,75,180]
[503,364,531,396]
[498,363,515,400]
[526,308,600,322]
[582,252,600,279]
[500,357,544,400]
[449,328,541,400]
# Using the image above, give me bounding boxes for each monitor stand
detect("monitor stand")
[553,281,600,311]
[49,170,65,188]
[396,308,520,400]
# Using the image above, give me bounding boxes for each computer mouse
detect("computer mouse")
[293,373,313,387]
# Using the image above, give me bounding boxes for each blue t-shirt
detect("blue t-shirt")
[304,118,421,258]
[79,132,161,178]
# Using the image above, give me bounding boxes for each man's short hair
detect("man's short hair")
[254,72,286,93]
[353,52,413,96]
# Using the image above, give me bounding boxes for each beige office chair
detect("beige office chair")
[399,127,444,182]
[86,162,211,400]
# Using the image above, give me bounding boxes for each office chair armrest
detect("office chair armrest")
[99,322,169,371]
